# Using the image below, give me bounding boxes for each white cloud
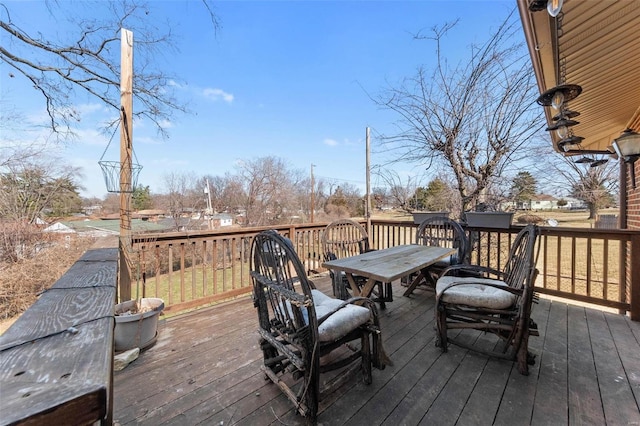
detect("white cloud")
[202,88,234,103]
[158,119,173,129]
[323,138,338,147]
[151,157,189,167]
[135,135,163,145]
[75,127,110,146]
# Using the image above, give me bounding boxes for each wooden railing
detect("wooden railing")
[129,219,640,319]
[0,246,117,425]
[128,224,329,314]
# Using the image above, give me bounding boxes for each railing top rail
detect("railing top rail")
[131,222,339,243]
[0,247,117,425]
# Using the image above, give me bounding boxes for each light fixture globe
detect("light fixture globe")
[551,91,565,110]
[612,129,640,188]
[612,129,640,158]
[546,118,579,139]
[547,0,564,17]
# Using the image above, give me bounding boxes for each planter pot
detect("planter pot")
[412,211,450,224]
[464,212,513,229]
[114,297,164,352]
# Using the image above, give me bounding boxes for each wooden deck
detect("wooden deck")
[113,274,640,425]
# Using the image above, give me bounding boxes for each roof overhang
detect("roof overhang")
[517,0,640,154]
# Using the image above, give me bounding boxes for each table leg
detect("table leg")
[360,277,378,299]
[345,274,361,296]
[403,271,426,297]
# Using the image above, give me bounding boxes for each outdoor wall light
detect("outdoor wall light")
[536,84,582,108]
[557,135,584,152]
[528,0,563,17]
[546,118,579,139]
[612,129,640,189]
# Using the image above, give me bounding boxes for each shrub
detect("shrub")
[0,227,96,321]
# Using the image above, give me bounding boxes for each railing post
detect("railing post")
[630,234,640,321]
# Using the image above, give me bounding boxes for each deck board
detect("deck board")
[113,274,640,425]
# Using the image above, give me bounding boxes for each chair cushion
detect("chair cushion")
[311,290,371,342]
[435,276,516,309]
[279,290,371,343]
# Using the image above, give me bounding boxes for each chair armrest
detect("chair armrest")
[440,264,504,279]
[316,296,372,326]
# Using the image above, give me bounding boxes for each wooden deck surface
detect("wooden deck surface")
[114,274,640,425]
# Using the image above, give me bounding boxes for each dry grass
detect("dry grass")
[0,235,97,325]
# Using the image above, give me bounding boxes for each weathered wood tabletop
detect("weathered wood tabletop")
[322,245,456,299]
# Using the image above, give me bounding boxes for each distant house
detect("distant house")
[82,205,103,216]
[529,194,558,211]
[209,213,234,228]
[501,193,558,211]
[559,197,588,210]
[137,209,166,222]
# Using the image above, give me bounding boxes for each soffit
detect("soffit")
[518,0,640,154]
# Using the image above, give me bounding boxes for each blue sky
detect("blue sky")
[2,0,518,198]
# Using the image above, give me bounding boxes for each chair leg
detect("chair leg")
[301,348,320,423]
[361,332,372,385]
[435,307,448,351]
[516,333,532,376]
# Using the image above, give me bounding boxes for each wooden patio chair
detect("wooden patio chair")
[435,224,539,375]
[322,219,392,307]
[251,230,391,423]
[402,216,470,296]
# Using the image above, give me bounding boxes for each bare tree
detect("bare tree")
[235,156,305,226]
[541,154,618,219]
[375,11,543,212]
[0,0,218,139]
[158,171,202,222]
[375,169,420,213]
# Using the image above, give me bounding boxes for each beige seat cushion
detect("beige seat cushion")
[281,289,371,343]
[311,289,371,342]
[436,276,516,309]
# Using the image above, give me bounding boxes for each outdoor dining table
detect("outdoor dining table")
[322,244,457,303]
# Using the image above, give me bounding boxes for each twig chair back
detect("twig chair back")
[402,217,469,295]
[435,224,539,375]
[251,230,389,422]
[322,219,370,299]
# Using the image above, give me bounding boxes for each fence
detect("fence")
[129,220,640,319]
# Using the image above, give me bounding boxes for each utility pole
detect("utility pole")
[365,127,372,235]
[205,178,213,229]
[310,164,315,223]
[119,28,133,302]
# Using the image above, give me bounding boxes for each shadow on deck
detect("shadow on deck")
[114,274,640,425]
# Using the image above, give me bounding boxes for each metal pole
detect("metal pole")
[310,164,315,223]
